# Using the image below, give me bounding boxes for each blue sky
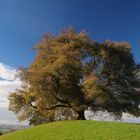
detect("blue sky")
[0,0,140,67]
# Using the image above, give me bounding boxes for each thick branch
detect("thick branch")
[29,101,71,111]
[45,104,71,110]
[54,95,70,104]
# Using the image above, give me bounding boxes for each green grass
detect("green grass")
[0,120,140,140]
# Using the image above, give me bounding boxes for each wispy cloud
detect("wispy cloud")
[0,63,25,124]
[0,63,22,108]
[0,63,18,81]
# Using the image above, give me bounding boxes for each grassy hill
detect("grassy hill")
[0,120,140,140]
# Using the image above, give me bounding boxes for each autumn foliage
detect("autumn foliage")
[9,28,140,125]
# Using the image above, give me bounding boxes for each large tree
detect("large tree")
[9,29,140,125]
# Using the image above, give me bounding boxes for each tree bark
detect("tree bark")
[77,110,86,120]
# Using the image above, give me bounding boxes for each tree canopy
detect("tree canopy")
[9,28,140,125]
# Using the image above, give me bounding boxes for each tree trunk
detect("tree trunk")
[77,110,86,120]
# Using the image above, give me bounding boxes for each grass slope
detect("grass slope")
[0,120,140,140]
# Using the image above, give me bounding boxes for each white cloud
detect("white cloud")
[0,80,22,108]
[0,63,22,108]
[0,63,24,124]
[0,63,18,81]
